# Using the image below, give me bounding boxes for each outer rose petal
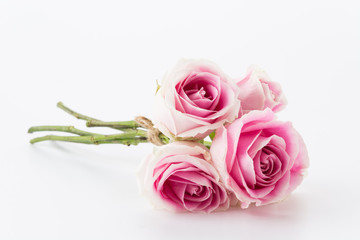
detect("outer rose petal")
[137,142,230,213]
[287,130,309,194]
[152,59,240,139]
[237,65,287,114]
[211,109,309,208]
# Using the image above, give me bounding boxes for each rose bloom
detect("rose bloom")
[237,65,287,114]
[137,142,230,213]
[210,109,309,208]
[152,59,240,139]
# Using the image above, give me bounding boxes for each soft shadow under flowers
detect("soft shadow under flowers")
[224,193,308,220]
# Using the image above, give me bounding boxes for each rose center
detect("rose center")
[186,86,212,101]
[199,88,206,98]
[260,156,274,175]
[258,146,282,179]
[186,184,202,196]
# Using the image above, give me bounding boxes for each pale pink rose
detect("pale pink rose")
[237,65,287,114]
[153,59,240,139]
[137,142,230,213]
[210,108,309,208]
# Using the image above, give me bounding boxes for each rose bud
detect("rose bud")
[237,65,287,114]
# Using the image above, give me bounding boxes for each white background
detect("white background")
[1,0,360,239]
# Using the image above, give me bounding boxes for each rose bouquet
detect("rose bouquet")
[28,59,309,213]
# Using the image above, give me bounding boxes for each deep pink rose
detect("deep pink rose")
[137,142,230,213]
[237,65,287,114]
[210,109,309,208]
[153,59,240,139]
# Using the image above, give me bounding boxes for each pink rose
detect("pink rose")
[137,142,230,213]
[210,108,309,208]
[237,65,287,114]
[153,59,240,139]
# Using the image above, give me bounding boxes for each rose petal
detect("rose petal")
[237,71,265,113]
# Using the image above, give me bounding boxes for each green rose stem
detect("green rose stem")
[28,125,148,145]
[57,102,140,130]
[86,120,139,130]
[28,102,211,148]
[29,129,148,145]
[29,134,148,145]
[57,102,170,144]
[28,125,103,136]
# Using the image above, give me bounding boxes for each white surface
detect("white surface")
[1,0,360,239]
